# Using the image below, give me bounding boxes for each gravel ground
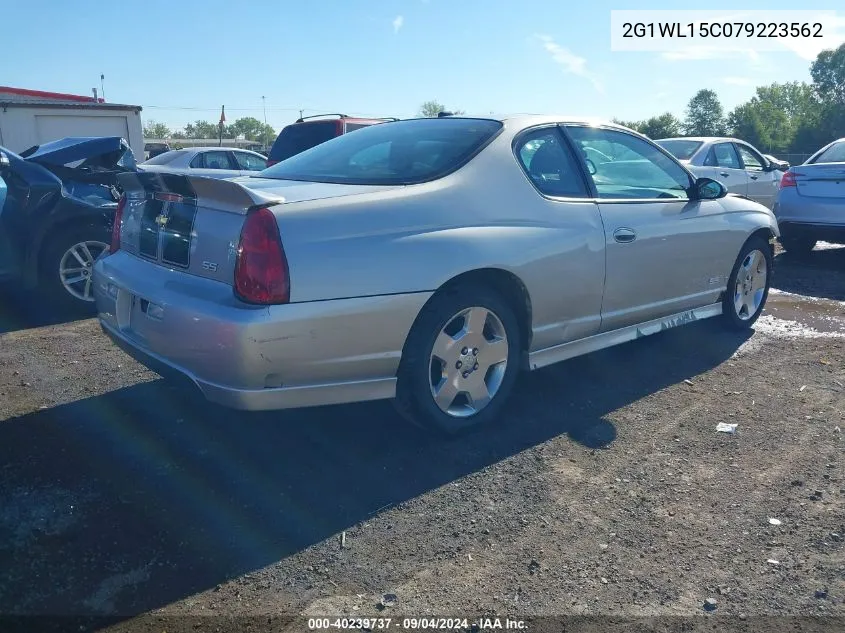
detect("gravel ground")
[0,248,843,633]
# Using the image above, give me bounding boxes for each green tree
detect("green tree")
[727,103,770,150]
[683,89,726,136]
[811,43,845,105]
[143,120,171,139]
[171,130,186,139]
[227,117,276,143]
[612,118,644,133]
[418,100,465,117]
[183,120,220,139]
[639,113,682,139]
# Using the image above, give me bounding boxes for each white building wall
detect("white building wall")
[0,106,144,157]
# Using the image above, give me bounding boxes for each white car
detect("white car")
[138,147,268,180]
[655,137,784,209]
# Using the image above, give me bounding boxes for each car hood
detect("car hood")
[20,136,135,169]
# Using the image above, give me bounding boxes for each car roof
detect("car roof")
[655,136,737,144]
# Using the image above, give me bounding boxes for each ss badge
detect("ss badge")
[202,261,219,272]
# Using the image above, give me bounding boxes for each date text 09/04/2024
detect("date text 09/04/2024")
[307,617,528,630]
[622,22,823,39]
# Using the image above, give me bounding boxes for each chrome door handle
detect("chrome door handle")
[719,172,730,177]
[613,227,637,243]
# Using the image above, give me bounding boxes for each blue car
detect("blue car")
[774,137,845,254]
[0,137,136,308]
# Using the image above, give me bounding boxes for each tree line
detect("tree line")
[143,117,276,144]
[614,43,845,156]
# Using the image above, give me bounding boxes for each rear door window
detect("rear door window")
[705,143,741,169]
[192,151,237,170]
[269,121,339,163]
[515,127,588,197]
[234,152,268,171]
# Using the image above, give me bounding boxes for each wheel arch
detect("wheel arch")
[25,212,112,287]
[400,267,534,371]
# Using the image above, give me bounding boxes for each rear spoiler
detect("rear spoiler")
[117,171,284,214]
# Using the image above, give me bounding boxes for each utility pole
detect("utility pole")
[100,74,106,102]
[262,96,268,149]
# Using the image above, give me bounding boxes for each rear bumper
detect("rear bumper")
[777,221,845,245]
[93,251,430,411]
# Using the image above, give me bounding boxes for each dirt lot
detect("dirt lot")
[0,247,844,633]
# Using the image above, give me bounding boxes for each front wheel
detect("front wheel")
[721,236,772,330]
[39,226,110,311]
[394,284,522,435]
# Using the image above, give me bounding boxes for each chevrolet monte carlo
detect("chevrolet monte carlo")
[94,116,779,433]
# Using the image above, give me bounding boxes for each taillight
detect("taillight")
[780,171,797,188]
[234,207,290,304]
[266,159,278,167]
[111,195,126,253]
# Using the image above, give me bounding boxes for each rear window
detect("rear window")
[258,118,503,185]
[268,121,339,162]
[655,139,703,161]
[809,141,845,164]
[143,150,188,165]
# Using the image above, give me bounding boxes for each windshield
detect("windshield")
[258,118,503,185]
[655,139,703,161]
[809,140,845,164]
[143,150,189,165]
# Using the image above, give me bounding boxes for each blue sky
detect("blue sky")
[3,0,844,133]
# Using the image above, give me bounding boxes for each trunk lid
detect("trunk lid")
[21,136,136,170]
[792,163,845,199]
[114,172,394,285]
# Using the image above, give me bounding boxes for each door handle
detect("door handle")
[719,172,730,177]
[613,227,637,244]
[749,175,759,180]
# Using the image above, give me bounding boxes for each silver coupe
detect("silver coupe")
[94,116,779,433]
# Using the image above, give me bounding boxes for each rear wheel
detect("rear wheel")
[779,235,816,255]
[39,226,110,311]
[394,284,522,435]
[721,236,772,330]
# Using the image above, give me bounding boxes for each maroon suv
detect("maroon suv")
[266,114,396,166]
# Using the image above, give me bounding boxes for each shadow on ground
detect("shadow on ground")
[0,285,95,334]
[772,245,845,301]
[0,319,752,621]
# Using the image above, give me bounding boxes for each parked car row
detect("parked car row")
[93,115,780,433]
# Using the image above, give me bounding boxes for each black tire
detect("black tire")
[39,225,110,312]
[779,235,816,255]
[394,284,522,435]
[721,236,773,330]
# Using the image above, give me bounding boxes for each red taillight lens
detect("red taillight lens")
[111,195,126,253]
[234,207,290,304]
[780,171,797,188]
[266,159,278,167]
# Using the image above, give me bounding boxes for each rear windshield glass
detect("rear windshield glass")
[143,150,188,165]
[269,121,338,162]
[258,118,503,185]
[655,139,703,161]
[810,141,845,164]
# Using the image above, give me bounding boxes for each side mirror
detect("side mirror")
[0,152,9,169]
[694,177,726,200]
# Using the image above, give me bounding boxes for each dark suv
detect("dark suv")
[266,114,395,166]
